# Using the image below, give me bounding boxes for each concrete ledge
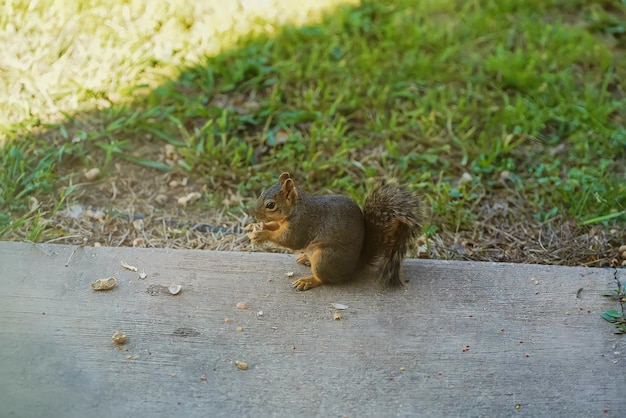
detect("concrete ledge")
[0,242,624,417]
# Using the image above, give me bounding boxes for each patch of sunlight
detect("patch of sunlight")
[0,0,360,127]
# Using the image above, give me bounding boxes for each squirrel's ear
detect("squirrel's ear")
[278,172,291,183]
[282,178,298,201]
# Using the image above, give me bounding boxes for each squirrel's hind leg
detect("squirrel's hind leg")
[296,252,311,266]
[292,247,326,291]
[292,246,357,291]
[292,275,323,291]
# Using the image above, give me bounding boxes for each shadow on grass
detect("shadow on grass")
[1,0,625,263]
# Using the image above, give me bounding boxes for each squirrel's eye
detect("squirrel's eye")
[265,201,276,210]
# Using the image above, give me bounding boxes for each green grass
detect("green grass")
[1,0,625,244]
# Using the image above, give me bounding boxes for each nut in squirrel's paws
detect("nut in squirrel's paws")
[247,229,264,244]
[244,223,257,232]
[246,221,280,244]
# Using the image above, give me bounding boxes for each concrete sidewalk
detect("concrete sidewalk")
[0,241,624,417]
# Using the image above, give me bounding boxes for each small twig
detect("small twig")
[614,269,624,316]
[162,218,169,241]
[111,181,118,200]
[536,228,548,252]
[64,237,88,267]
[45,235,82,244]
[65,246,79,267]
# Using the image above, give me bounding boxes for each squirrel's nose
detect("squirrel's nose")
[250,205,261,220]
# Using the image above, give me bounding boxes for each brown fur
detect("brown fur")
[249,173,423,290]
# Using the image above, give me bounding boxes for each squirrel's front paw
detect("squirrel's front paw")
[244,223,258,232]
[247,229,269,244]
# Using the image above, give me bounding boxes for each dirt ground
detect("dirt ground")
[23,159,625,269]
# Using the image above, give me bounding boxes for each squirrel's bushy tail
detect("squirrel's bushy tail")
[362,179,424,287]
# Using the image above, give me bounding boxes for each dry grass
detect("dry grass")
[0,0,357,128]
[7,157,624,268]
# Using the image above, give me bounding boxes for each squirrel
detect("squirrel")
[246,172,424,291]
